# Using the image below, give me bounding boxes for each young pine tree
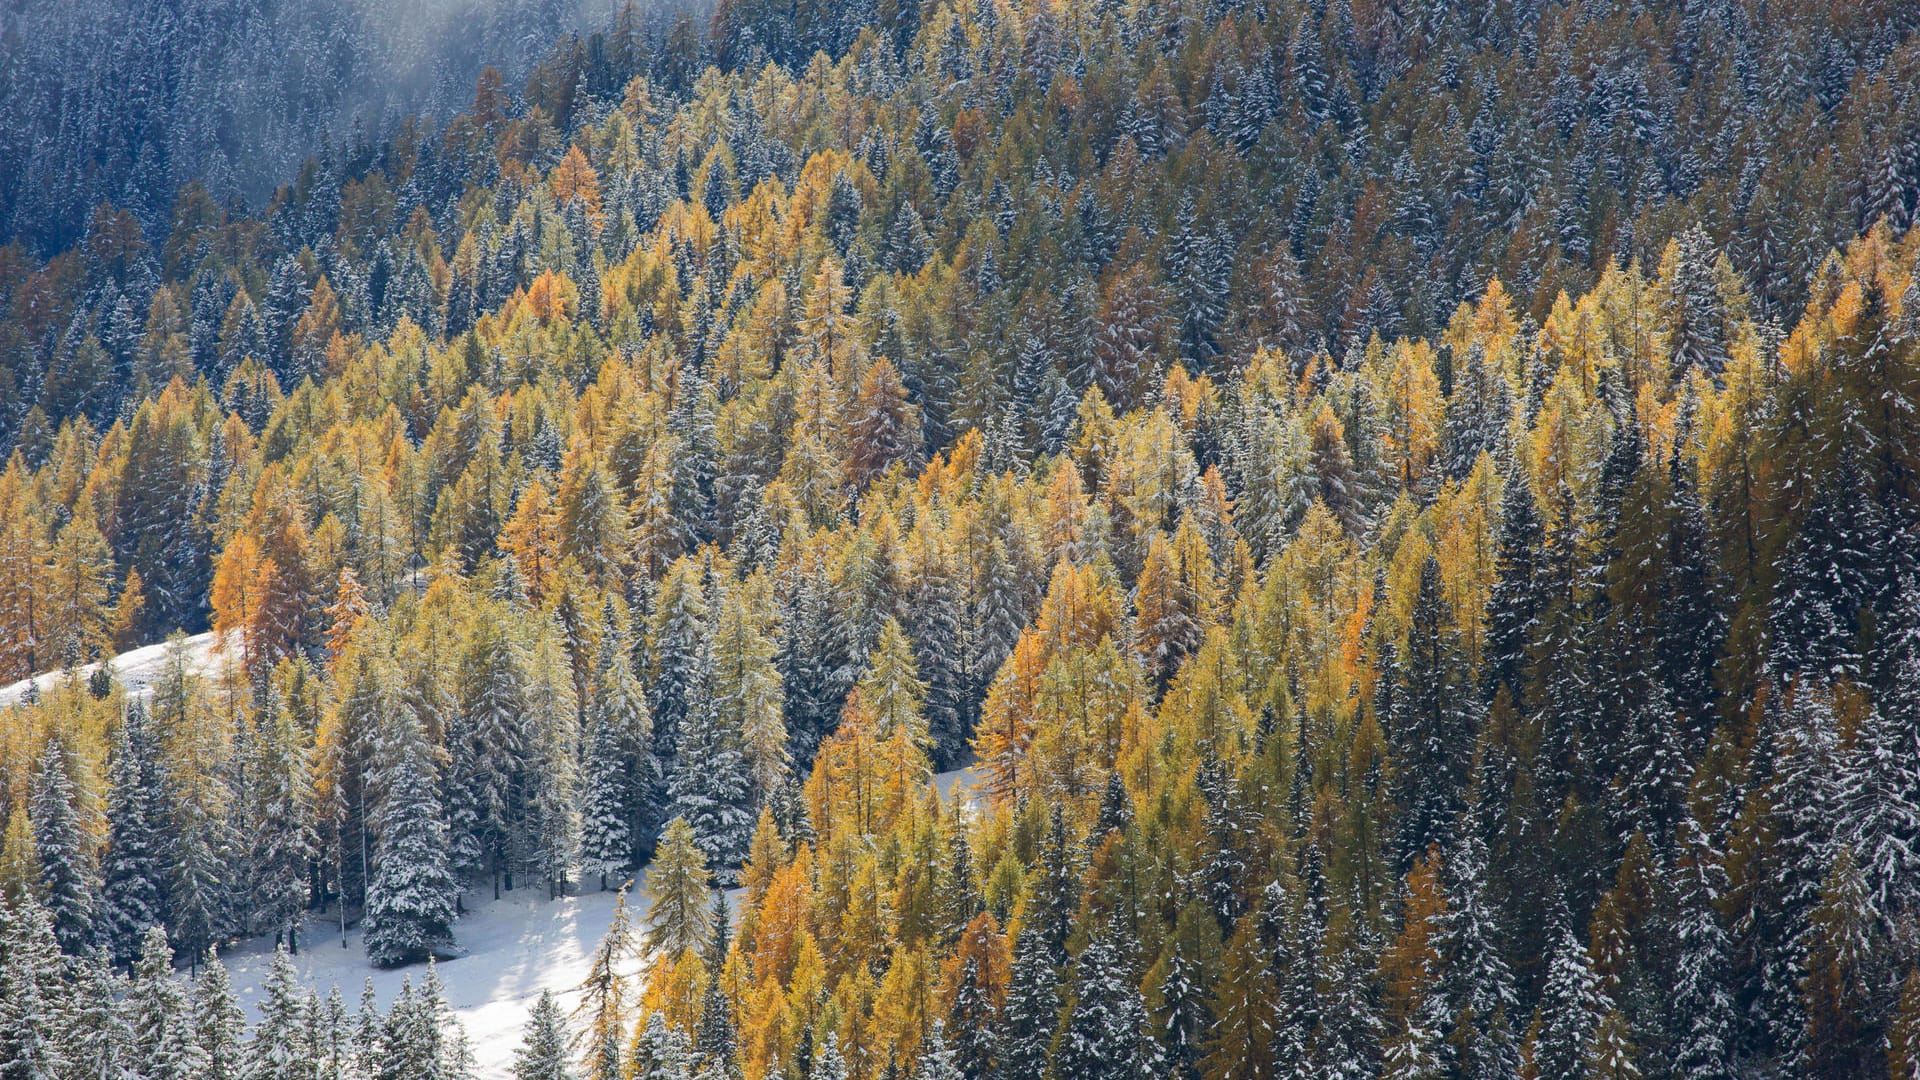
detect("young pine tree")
[511,992,573,1080]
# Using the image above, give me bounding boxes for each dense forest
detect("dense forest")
[4,0,1920,1079]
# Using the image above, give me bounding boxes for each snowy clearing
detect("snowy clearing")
[222,879,652,1080]
[0,632,229,709]
[213,768,982,1074]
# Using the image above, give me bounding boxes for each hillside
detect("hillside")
[1,2,1919,1080]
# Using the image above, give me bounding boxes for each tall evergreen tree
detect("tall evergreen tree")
[364,701,457,967]
[0,897,69,1080]
[1057,922,1162,1080]
[127,929,207,1080]
[1392,558,1480,866]
[101,700,171,968]
[30,737,97,955]
[996,927,1061,1080]
[247,949,308,1080]
[192,953,245,1080]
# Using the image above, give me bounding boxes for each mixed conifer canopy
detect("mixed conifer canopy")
[4,1,1920,1079]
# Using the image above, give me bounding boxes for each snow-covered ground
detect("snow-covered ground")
[222,878,652,1080]
[7,636,990,1077]
[218,768,983,1075]
[935,764,984,808]
[0,632,228,709]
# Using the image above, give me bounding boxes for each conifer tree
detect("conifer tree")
[581,608,651,887]
[66,952,131,1080]
[1392,557,1480,866]
[364,700,457,967]
[511,993,572,1080]
[1201,913,1275,1080]
[519,620,580,899]
[0,897,69,1080]
[102,699,171,968]
[996,928,1060,1080]
[693,893,737,1077]
[247,949,307,1080]
[192,953,246,1080]
[668,642,756,875]
[1057,924,1161,1080]
[1847,573,1920,925]
[243,684,315,950]
[128,929,207,1080]
[1532,912,1605,1080]
[945,955,997,1080]
[915,1022,963,1080]
[1669,823,1734,1080]
[30,737,97,955]
[575,888,634,1080]
[456,617,525,894]
[645,818,715,959]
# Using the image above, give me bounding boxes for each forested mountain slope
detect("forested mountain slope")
[3,1,1920,1079]
[0,0,675,255]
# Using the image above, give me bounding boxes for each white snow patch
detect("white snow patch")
[221,878,653,1080]
[0,632,229,709]
[934,764,984,809]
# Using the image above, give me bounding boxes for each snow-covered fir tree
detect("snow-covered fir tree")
[101,699,171,969]
[30,737,97,956]
[363,701,458,967]
[510,992,572,1080]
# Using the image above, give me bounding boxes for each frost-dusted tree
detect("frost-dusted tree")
[693,892,737,1077]
[996,927,1061,1080]
[1669,823,1735,1080]
[1846,573,1920,925]
[811,1033,849,1080]
[376,978,458,1080]
[519,619,580,899]
[192,952,245,1080]
[101,699,171,968]
[1482,469,1543,705]
[159,651,238,973]
[364,700,458,967]
[247,949,308,1080]
[915,1022,963,1080]
[705,578,787,806]
[511,992,572,1080]
[581,605,652,887]
[648,558,710,826]
[243,683,315,950]
[945,955,998,1080]
[1434,833,1519,1080]
[575,888,634,1080]
[67,952,131,1080]
[455,616,525,895]
[30,736,97,955]
[0,896,69,1080]
[1057,923,1162,1080]
[127,929,208,1080]
[1531,910,1606,1080]
[1391,557,1481,867]
[1767,449,1883,681]
[645,818,715,959]
[629,1013,697,1080]
[668,640,755,875]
